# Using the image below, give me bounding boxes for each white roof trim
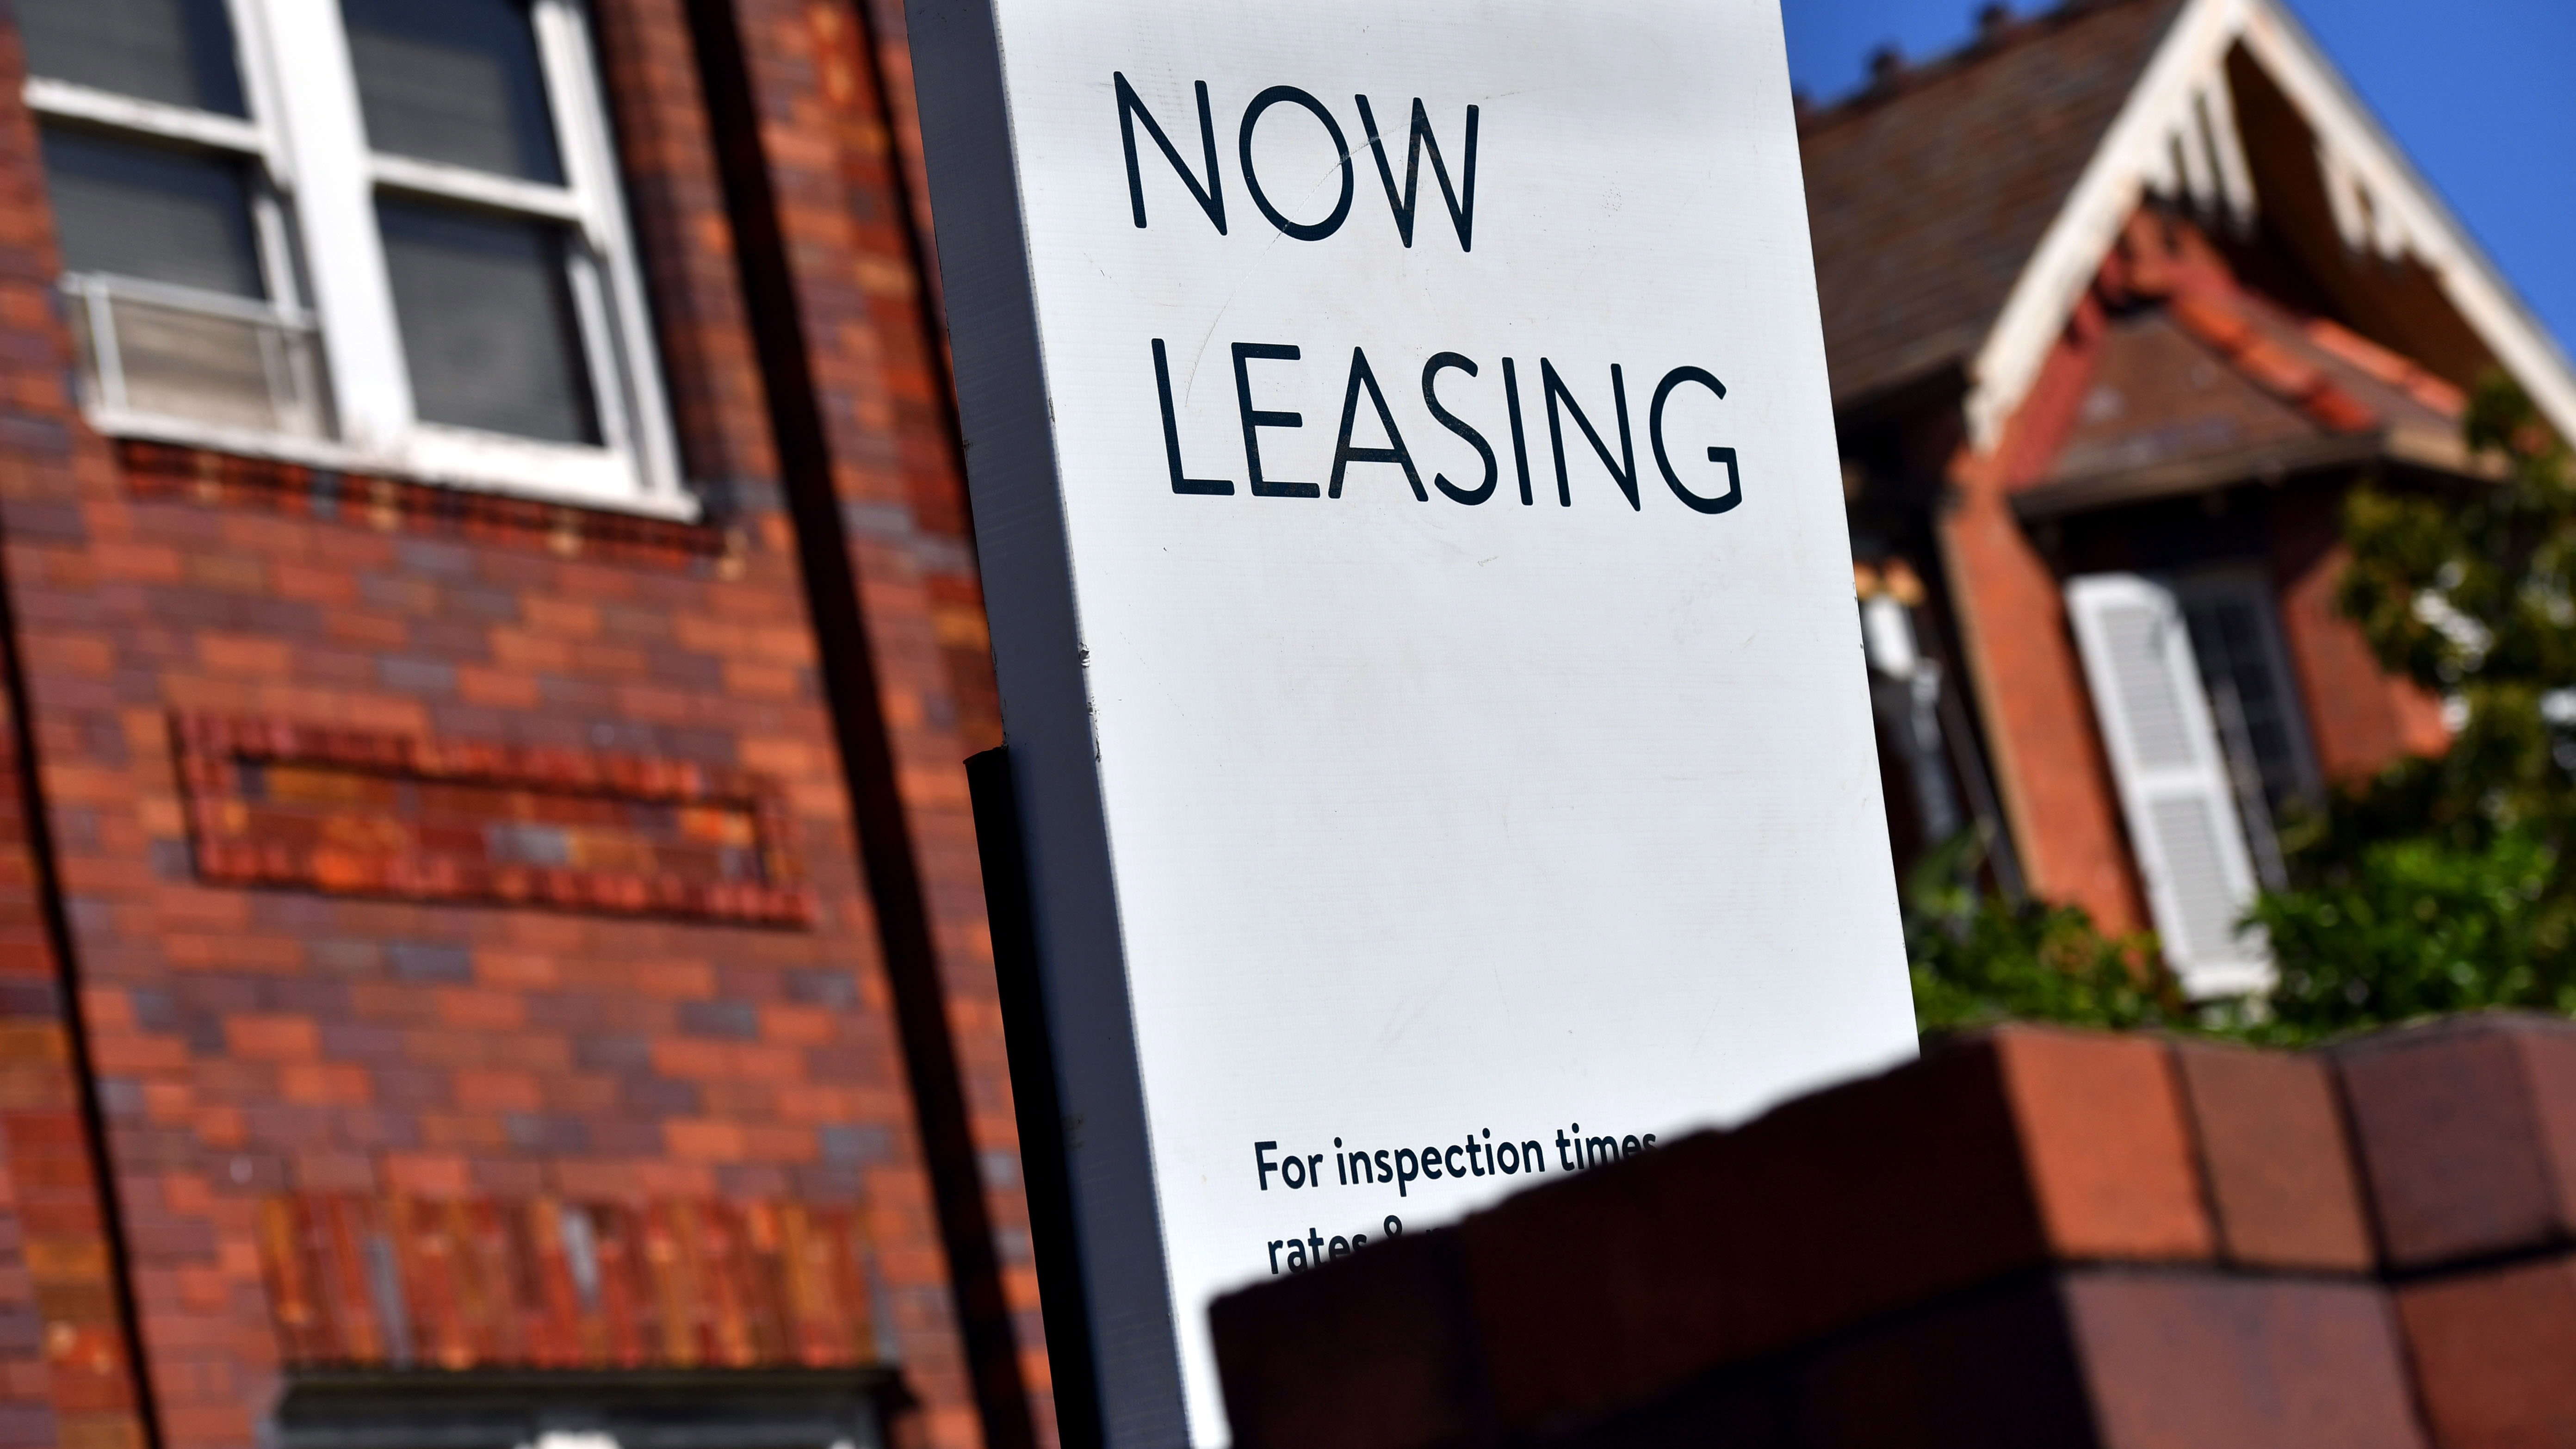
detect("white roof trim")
[1961,0,2576,451]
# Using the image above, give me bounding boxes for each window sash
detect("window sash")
[377,196,600,446]
[2174,571,2322,814]
[2172,570,2319,900]
[41,125,268,297]
[24,78,264,155]
[17,0,249,117]
[341,0,566,184]
[21,0,685,516]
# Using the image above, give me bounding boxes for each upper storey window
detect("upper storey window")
[22,0,246,113]
[345,0,564,181]
[19,0,685,516]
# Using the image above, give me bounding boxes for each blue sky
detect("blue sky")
[1781,0,2576,355]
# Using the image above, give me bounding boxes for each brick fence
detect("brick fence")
[1212,1014,2576,1448]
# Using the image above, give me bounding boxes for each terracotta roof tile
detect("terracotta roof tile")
[2042,286,2466,490]
[1800,0,2187,406]
[2304,317,2469,416]
[2045,310,2321,485]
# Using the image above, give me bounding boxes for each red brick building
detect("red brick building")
[0,2,1046,1449]
[1816,0,2576,995]
[0,3,2562,1449]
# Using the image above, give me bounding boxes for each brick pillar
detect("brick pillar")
[1937,296,2145,931]
[678,3,1046,1446]
[1208,1027,2429,1449]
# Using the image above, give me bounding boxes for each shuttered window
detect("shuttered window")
[2066,573,2273,997]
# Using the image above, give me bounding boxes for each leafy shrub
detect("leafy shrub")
[2238,376,2576,1041]
[1904,830,2188,1035]
[2251,826,2569,1038]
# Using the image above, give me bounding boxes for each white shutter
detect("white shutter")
[2064,573,2273,997]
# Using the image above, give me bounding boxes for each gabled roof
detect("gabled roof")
[1798,0,2576,448]
[2015,270,2477,521]
[1801,0,2186,409]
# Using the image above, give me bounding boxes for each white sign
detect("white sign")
[907,3,1917,1443]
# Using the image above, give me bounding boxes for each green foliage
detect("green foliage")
[1904,829,2189,1035]
[2250,825,2571,1038]
[2242,373,2576,1040]
[2333,374,2576,848]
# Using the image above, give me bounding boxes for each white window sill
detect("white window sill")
[88,409,703,522]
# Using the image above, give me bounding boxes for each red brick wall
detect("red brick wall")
[0,6,1029,1449]
[0,20,161,1449]
[2267,485,2451,782]
[1938,294,2147,932]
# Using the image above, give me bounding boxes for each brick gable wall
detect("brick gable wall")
[1935,208,2456,930]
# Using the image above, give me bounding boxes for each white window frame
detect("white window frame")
[23,0,689,519]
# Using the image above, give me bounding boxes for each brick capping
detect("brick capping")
[257,1195,879,1371]
[118,440,735,570]
[1211,1016,2576,1449]
[174,714,815,925]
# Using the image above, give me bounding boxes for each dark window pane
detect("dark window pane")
[342,0,563,182]
[40,127,262,297]
[17,0,244,115]
[2182,591,2310,819]
[378,198,597,444]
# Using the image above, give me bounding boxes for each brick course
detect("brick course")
[2171,1040,2374,1272]
[1210,1017,2576,1449]
[173,714,814,927]
[1448,1029,2211,1437]
[2333,1015,2576,1270]
[257,1195,881,1371]
[1794,1271,2425,1449]
[2398,1253,2576,1449]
